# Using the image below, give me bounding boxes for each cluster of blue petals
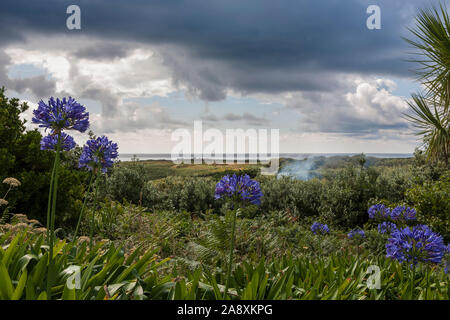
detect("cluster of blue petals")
[348,228,365,239]
[386,225,446,265]
[214,174,263,205]
[40,132,76,151]
[368,204,416,222]
[311,222,330,235]
[378,221,398,235]
[32,97,89,133]
[78,136,119,173]
[368,204,391,220]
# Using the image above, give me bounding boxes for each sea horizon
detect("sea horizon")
[118,152,414,162]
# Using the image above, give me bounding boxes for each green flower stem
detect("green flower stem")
[72,172,96,241]
[46,134,62,298]
[46,153,58,233]
[224,207,239,300]
[89,169,101,251]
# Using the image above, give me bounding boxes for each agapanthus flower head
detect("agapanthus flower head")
[444,244,450,274]
[368,204,390,220]
[444,245,450,274]
[40,132,76,151]
[389,206,403,220]
[378,221,398,235]
[386,224,446,265]
[390,206,416,221]
[214,174,263,206]
[32,97,89,133]
[348,228,365,239]
[78,136,118,173]
[402,207,417,221]
[311,222,330,235]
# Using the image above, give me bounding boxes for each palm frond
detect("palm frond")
[403,3,450,111]
[404,93,449,163]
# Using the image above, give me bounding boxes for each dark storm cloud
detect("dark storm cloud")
[74,43,132,60]
[0,0,431,100]
[223,112,268,126]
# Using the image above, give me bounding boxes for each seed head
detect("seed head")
[2,177,21,187]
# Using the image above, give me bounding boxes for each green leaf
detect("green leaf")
[12,269,27,300]
[0,260,14,299]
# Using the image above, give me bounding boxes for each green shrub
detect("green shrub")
[142,176,219,213]
[258,176,323,219]
[100,164,148,205]
[0,88,88,229]
[406,171,450,241]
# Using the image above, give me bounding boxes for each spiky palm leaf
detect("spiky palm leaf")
[404,93,449,163]
[404,3,450,110]
[404,3,450,164]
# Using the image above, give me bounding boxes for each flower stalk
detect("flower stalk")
[214,174,263,300]
[46,134,62,298]
[224,207,239,299]
[89,170,101,251]
[72,172,96,241]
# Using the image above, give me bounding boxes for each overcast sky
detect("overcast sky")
[1,0,439,154]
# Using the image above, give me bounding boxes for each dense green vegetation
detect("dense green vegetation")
[1,85,449,300]
[97,155,449,241]
[0,88,89,229]
[0,2,449,301]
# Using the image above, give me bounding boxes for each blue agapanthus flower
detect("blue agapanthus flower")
[311,222,330,235]
[389,206,402,220]
[445,244,450,274]
[78,136,118,173]
[214,174,263,205]
[378,221,398,235]
[402,207,417,221]
[390,206,416,221]
[348,228,365,239]
[32,97,89,133]
[386,225,446,265]
[368,204,390,220]
[40,132,76,151]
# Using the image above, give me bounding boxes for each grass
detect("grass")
[118,159,262,180]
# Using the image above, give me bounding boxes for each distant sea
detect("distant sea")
[118,153,413,162]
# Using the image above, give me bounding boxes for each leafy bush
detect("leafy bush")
[142,176,218,213]
[100,164,148,205]
[258,176,323,219]
[406,171,450,241]
[0,88,88,229]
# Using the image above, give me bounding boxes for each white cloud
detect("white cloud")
[3,35,418,154]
